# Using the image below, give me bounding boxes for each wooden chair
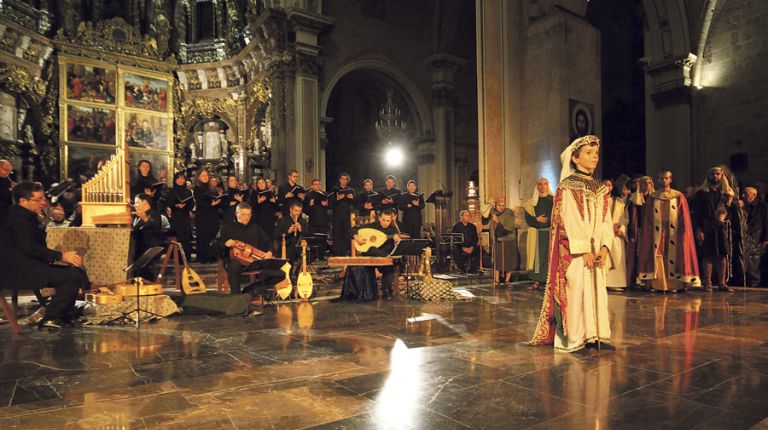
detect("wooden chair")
[0,289,20,334]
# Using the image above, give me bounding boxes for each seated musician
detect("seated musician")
[132,193,164,280]
[351,208,401,299]
[275,201,309,283]
[451,210,481,274]
[217,202,288,296]
[0,182,90,329]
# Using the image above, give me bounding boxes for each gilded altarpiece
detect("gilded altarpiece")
[55,19,175,185]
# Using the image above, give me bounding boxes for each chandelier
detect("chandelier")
[375,89,407,144]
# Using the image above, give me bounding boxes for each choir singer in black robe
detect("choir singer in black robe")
[378,175,401,218]
[330,172,355,256]
[277,169,306,216]
[399,180,425,239]
[166,172,194,260]
[304,178,329,259]
[247,177,278,245]
[193,169,222,263]
[357,179,380,217]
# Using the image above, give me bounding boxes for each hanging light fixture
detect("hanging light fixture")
[375,89,407,145]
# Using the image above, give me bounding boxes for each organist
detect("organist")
[348,208,401,299]
[216,202,289,296]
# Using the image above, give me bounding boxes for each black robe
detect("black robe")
[330,184,355,256]
[247,188,278,246]
[399,192,425,238]
[166,184,194,260]
[0,176,12,222]
[194,184,221,263]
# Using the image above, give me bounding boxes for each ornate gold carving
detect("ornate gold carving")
[0,64,46,102]
[54,18,162,60]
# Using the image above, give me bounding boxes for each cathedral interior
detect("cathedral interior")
[1,0,768,429]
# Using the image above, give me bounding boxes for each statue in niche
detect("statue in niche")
[201,121,228,160]
[155,14,171,56]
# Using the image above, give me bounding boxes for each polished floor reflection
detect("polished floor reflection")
[2,287,768,429]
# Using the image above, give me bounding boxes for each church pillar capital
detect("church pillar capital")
[645,53,697,108]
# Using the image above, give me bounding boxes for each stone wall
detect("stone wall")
[693,0,768,187]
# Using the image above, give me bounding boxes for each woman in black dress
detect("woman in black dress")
[166,172,194,260]
[193,169,222,263]
[130,159,157,202]
[248,177,278,245]
[222,175,245,226]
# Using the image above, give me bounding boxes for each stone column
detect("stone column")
[645,54,696,186]
[288,9,332,184]
[475,0,524,207]
[415,136,437,228]
[426,54,465,229]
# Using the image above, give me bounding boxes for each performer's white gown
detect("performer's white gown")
[554,186,614,353]
[606,197,629,289]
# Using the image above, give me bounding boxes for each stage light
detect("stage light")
[385,147,404,167]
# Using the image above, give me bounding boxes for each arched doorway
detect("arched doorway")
[323,67,427,190]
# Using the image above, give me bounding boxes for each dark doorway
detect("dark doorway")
[325,70,417,190]
[587,0,647,180]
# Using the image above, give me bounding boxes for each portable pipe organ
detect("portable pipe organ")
[81,147,133,226]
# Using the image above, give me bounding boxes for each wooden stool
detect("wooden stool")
[216,260,260,294]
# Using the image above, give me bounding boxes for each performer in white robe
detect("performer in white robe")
[606,175,631,290]
[528,135,614,353]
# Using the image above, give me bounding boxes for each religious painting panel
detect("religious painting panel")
[64,63,117,104]
[121,72,170,113]
[65,144,116,183]
[128,150,170,184]
[65,105,116,145]
[124,112,170,151]
[0,91,17,142]
[569,99,595,142]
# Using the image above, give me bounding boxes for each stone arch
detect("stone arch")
[320,59,432,138]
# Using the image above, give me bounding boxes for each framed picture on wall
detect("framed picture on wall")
[569,99,595,142]
[122,71,170,113]
[128,150,171,185]
[65,105,116,145]
[65,144,117,183]
[64,63,117,104]
[123,112,170,151]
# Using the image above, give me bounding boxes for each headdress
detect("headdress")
[559,135,600,182]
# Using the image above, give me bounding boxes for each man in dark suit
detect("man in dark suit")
[0,182,90,329]
[451,210,480,274]
[217,202,289,296]
[0,159,13,222]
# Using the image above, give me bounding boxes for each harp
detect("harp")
[80,147,133,226]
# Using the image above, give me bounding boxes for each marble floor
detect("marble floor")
[2,286,768,430]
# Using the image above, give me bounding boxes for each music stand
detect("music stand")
[439,233,464,273]
[121,246,165,327]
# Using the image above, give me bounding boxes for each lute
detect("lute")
[354,228,398,253]
[296,240,313,300]
[177,241,206,295]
